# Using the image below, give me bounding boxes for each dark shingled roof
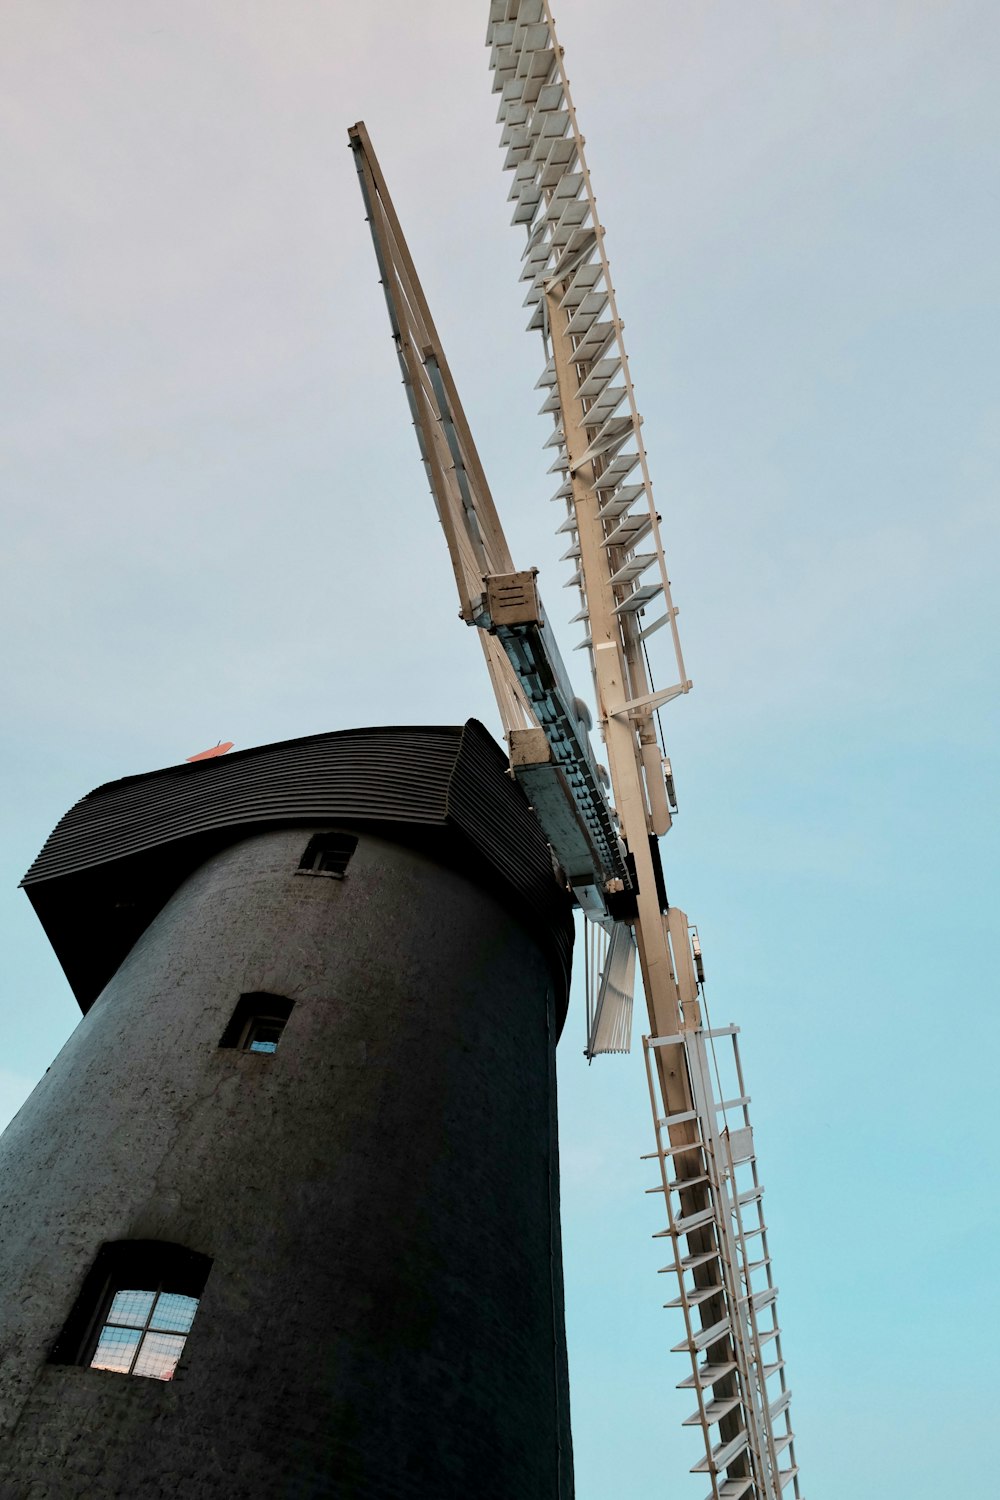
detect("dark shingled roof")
[23,720,574,1022]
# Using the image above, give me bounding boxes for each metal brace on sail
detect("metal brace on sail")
[585,919,637,1057]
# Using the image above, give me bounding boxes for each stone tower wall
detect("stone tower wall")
[0,825,573,1498]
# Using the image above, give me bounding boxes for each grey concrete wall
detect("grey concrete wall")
[0,827,573,1499]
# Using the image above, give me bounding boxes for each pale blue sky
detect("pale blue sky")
[2,4,998,1496]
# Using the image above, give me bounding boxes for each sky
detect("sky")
[2,2,998,1495]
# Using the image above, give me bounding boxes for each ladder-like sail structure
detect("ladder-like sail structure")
[643,1024,803,1497]
[486,0,688,711]
[485,5,805,1496]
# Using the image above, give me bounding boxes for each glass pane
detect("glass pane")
[91,1325,141,1374]
[106,1289,155,1329]
[132,1331,186,1381]
[149,1292,199,1334]
[246,1019,283,1054]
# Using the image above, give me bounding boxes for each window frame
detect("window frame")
[296,830,358,879]
[87,1282,199,1381]
[49,1240,212,1376]
[239,1012,288,1054]
[218,992,294,1053]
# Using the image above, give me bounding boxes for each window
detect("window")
[90,1287,198,1380]
[218,992,294,1053]
[297,830,358,877]
[50,1241,211,1380]
[242,1014,285,1054]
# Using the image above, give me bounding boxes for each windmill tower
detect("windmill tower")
[0,725,574,1497]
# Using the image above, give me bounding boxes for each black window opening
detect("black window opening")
[218,992,294,1053]
[297,830,358,878]
[50,1241,211,1382]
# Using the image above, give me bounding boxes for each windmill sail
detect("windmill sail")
[350,9,805,1492]
[350,121,626,917]
[486,5,805,1495]
[586,917,636,1056]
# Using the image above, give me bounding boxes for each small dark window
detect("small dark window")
[50,1241,211,1380]
[298,831,358,878]
[218,992,294,1052]
[243,1015,285,1054]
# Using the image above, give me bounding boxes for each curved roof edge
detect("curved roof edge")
[23,720,574,1024]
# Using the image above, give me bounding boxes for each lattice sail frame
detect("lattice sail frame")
[487,0,689,722]
[487,0,693,1049]
[644,1025,803,1498]
[487,5,804,1496]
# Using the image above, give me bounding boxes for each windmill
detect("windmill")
[349,4,804,1498]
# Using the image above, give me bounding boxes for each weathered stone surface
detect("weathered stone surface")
[0,826,573,1498]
